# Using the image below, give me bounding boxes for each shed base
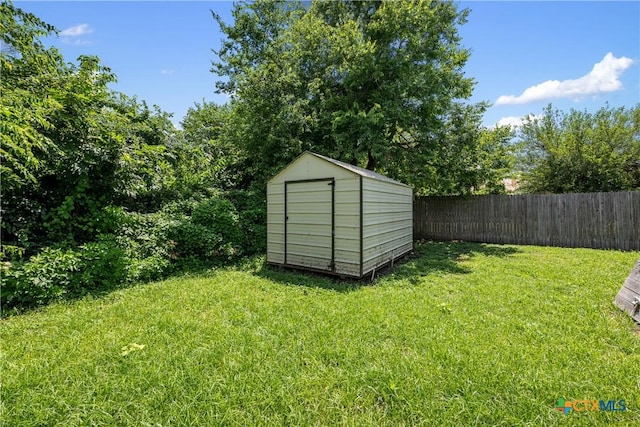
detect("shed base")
[268,248,413,280]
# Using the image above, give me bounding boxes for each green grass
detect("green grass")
[2,242,639,426]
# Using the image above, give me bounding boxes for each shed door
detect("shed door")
[285,178,335,272]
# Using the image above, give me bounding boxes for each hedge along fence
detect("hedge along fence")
[414,191,640,251]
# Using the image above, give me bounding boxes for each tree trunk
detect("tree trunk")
[366,149,377,171]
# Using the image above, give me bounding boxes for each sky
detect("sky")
[14,1,640,128]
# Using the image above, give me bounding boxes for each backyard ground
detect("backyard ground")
[1,242,639,426]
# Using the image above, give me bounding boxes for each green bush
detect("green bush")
[167,196,242,262]
[1,239,132,310]
[74,237,128,294]
[191,197,241,245]
[160,197,206,217]
[168,221,221,260]
[238,207,266,255]
[127,253,171,283]
[225,189,266,255]
[1,192,268,312]
[160,192,266,260]
[1,248,82,308]
[111,209,175,282]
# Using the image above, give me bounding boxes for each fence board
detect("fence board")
[414,191,640,251]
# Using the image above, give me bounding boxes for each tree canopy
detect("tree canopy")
[212,0,504,195]
[2,1,213,252]
[517,104,640,193]
[1,1,63,189]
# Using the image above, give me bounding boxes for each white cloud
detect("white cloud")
[68,39,92,46]
[496,116,527,127]
[496,53,634,105]
[60,24,93,45]
[60,24,93,37]
[495,114,543,129]
[161,69,174,75]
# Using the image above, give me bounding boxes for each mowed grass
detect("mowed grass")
[1,242,639,426]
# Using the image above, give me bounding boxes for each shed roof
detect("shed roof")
[274,151,410,187]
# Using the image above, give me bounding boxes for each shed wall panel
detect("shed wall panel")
[363,211,412,225]
[362,177,413,275]
[266,180,285,264]
[333,176,361,275]
[334,261,360,277]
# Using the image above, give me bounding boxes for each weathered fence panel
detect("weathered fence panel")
[414,191,640,250]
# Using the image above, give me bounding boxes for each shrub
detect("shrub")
[160,197,207,217]
[74,237,128,294]
[225,189,266,255]
[0,193,268,312]
[127,253,171,283]
[168,221,221,260]
[191,197,241,247]
[1,238,132,311]
[238,206,266,255]
[111,209,175,282]
[1,248,82,309]
[168,196,243,262]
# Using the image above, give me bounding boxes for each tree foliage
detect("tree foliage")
[1,1,63,189]
[181,101,248,190]
[0,1,265,311]
[1,1,242,256]
[212,0,499,194]
[517,104,640,193]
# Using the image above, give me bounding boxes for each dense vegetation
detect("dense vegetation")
[0,2,265,311]
[517,104,640,193]
[1,0,639,311]
[2,243,639,425]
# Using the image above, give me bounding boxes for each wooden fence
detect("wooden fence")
[413,191,640,251]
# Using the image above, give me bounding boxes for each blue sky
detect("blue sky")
[16,1,640,128]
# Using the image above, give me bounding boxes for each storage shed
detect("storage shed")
[267,151,413,278]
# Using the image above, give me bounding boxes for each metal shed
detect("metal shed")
[267,151,413,278]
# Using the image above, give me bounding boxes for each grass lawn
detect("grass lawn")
[2,242,639,426]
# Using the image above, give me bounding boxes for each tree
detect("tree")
[211,0,307,189]
[180,101,247,190]
[0,0,64,190]
[1,1,185,250]
[102,94,183,212]
[2,3,265,309]
[212,0,496,194]
[517,104,640,193]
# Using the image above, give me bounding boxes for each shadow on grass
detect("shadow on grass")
[254,241,521,292]
[255,263,362,293]
[387,241,521,285]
